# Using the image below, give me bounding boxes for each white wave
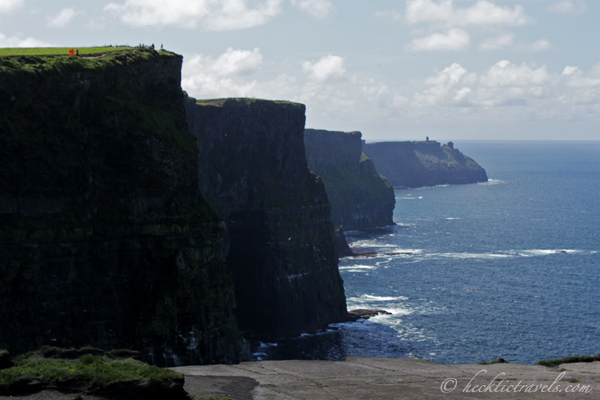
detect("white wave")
[437,252,512,259]
[339,265,377,270]
[361,294,409,301]
[444,217,460,220]
[478,179,505,185]
[515,249,580,257]
[350,241,398,248]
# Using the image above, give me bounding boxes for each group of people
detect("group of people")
[67,49,79,56]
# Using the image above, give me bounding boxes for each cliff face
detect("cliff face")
[0,50,247,366]
[185,97,349,336]
[304,129,395,231]
[362,141,488,188]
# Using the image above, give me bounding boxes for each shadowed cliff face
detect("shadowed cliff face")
[185,97,349,336]
[363,141,488,188]
[304,129,395,231]
[0,50,248,366]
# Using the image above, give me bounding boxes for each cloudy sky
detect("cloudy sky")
[1,0,598,141]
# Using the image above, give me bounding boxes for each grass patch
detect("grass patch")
[479,357,509,365]
[194,97,303,108]
[0,356,182,390]
[0,47,174,77]
[0,46,132,57]
[536,353,600,368]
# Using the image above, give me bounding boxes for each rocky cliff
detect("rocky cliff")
[304,129,395,231]
[362,141,488,188]
[184,97,350,336]
[0,49,247,366]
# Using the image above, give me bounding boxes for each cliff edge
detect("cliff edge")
[0,49,247,366]
[184,96,350,336]
[304,129,395,231]
[362,141,488,188]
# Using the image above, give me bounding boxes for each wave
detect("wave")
[436,252,512,259]
[478,179,505,185]
[425,249,591,260]
[339,265,377,270]
[360,294,409,301]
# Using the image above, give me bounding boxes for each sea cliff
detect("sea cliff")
[304,129,395,231]
[184,97,350,336]
[363,141,488,188]
[0,49,247,366]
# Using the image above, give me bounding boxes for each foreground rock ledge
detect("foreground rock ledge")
[172,357,600,400]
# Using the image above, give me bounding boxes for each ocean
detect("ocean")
[253,141,600,365]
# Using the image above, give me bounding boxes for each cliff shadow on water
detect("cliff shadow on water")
[185,96,351,337]
[0,49,248,366]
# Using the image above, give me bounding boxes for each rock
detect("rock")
[0,349,13,370]
[363,140,488,188]
[335,227,355,258]
[348,309,392,319]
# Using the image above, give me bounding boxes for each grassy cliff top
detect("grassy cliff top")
[366,140,440,145]
[0,47,179,74]
[0,46,133,57]
[194,97,304,108]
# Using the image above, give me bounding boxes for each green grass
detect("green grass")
[0,46,132,57]
[479,357,509,365]
[194,97,303,107]
[535,353,600,368]
[0,355,182,390]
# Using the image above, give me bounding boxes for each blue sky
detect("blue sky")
[1,0,598,141]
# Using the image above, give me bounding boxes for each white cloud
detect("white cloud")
[47,8,79,28]
[0,32,51,47]
[184,48,262,79]
[547,1,587,15]
[480,60,550,87]
[561,65,600,87]
[291,0,332,19]
[562,66,581,76]
[409,29,470,51]
[105,0,283,30]
[414,63,468,106]
[406,0,529,26]
[480,33,515,50]
[303,55,346,82]
[0,0,23,13]
[212,48,263,75]
[394,95,409,106]
[480,35,552,52]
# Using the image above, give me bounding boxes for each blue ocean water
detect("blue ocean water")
[253,141,600,365]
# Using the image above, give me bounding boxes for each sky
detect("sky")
[0,0,598,142]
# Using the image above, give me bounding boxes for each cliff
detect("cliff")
[304,129,395,231]
[0,49,248,366]
[184,96,350,335]
[362,141,488,188]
